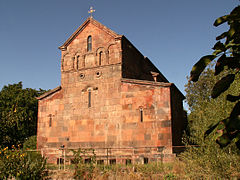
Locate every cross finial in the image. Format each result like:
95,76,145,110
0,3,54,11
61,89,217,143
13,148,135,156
88,6,95,18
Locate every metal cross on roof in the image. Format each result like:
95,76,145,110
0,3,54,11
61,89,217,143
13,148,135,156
88,6,95,18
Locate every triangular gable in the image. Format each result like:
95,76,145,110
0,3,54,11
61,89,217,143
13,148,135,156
59,17,121,50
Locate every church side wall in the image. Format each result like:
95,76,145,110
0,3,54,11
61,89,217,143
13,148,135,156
37,90,64,149
120,81,173,154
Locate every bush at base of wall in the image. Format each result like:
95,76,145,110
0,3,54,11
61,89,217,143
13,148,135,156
0,146,47,179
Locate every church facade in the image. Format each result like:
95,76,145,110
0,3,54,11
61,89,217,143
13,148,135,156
37,17,186,163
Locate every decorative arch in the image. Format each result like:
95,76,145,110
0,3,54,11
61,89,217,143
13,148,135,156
107,43,118,64
107,43,116,52
75,51,85,70
96,47,107,65
62,53,74,71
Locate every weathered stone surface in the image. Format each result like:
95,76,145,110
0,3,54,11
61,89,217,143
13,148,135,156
37,17,186,162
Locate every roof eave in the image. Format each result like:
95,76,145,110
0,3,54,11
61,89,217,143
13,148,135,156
37,86,61,100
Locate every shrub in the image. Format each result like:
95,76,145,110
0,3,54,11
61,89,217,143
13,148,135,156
0,145,47,179
164,172,177,180
180,144,240,179
72,148,96,180
23,135,37,150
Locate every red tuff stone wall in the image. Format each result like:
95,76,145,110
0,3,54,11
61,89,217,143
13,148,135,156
37,89,63,149
37,79,174,154
37,64,123,149
60,20,122,88
120,79,173,154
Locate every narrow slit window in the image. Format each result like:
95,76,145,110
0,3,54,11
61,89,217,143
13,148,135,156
87,36,92,52
88,90,91,108
49,114,52,127
140,108,143,122
99,51,102,66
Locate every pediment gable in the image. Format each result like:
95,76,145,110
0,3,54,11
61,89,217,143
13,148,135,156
59,17,121,50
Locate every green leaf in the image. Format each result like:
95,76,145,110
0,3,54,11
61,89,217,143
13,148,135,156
229,6,240,17
211,74,235,98
214,15,229,27
228,26,236,38
204,121,220,138
225,57,240,70
212,41,226,51
236,139,240,149
230,101,240,119
214,54,226,75
217,133,231,147
217,121,226,130
190,55,216,82
226,94,240,102
227,116,240,133
232,133,240,143
216,32,228,40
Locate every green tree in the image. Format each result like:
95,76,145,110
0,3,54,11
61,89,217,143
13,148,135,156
190,5,240,148
0,82,45,147
23,135,37,150
185,67,234,144
181,67,240,179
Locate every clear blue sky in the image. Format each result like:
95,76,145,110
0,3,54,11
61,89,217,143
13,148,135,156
0,1,239,98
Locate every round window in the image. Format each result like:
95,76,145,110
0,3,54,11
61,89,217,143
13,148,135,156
79,73,85,79
96,71,102,77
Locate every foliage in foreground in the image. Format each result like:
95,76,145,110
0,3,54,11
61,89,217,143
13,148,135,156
71,148,96,179
182,67,240,179
71,148,185,179
190,5,240,148
0,82,46,148
180,144,240,179
185,67,239,145
0,146,47,179
23,135,37,150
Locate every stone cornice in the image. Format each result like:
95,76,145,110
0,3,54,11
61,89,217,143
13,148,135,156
62,62,122,73
121,78,172,87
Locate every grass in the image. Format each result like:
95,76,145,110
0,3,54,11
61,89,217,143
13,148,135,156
45,160,186,179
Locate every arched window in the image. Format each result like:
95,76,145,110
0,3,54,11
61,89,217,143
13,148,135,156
99,51,103,66
87,36,92,52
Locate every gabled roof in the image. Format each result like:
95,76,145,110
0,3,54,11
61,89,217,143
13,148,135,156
59,17,122,50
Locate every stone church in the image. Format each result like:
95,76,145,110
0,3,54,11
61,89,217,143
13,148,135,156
37,16,186,163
